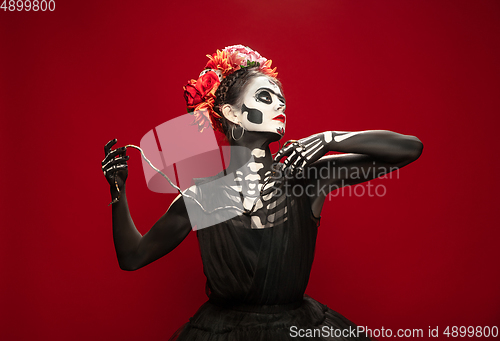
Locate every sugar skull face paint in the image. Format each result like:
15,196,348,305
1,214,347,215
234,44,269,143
238,76,286,136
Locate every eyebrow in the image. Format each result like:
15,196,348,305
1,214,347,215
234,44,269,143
256,87,286,104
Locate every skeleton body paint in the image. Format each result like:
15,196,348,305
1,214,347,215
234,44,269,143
242,104,263,124
334,131,360,143
232,148,287,229
184,147,289,230
273,133,331,173
273,131,364,174
238,77,286,137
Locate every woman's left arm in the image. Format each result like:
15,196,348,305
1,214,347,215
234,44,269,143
325,130,422,163
274,130,423,216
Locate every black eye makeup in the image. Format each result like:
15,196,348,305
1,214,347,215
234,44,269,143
255,90,273,104
254,87,286,106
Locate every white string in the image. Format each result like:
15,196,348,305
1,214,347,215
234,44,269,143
120,145,248,215
125,145,182,193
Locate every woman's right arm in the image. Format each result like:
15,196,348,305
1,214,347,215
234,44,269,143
103,139,192,271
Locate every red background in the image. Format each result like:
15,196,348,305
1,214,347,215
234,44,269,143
1,1,499,340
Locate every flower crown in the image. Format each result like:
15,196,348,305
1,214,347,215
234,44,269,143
183,45,278,133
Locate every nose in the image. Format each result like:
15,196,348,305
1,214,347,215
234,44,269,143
275,101,286,112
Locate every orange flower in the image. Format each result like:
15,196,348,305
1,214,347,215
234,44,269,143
205,50,241,77
261,59,278,78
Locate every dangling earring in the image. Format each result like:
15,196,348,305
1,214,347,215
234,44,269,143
231,124,245,141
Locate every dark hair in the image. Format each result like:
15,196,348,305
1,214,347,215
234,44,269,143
213,67,282,141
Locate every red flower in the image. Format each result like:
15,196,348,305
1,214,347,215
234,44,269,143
197,71,220,96
183,80,203,109
183,71,220,110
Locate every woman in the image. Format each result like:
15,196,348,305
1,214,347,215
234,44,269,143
102,45,422,340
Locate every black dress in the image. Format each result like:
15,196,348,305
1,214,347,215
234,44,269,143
170,173,371,340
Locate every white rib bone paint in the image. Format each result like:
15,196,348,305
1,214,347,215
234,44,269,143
334,131,360,143
323,131,333,143
248,162,264,172
251,215,264,229
245,174,260,181
251,148,266,158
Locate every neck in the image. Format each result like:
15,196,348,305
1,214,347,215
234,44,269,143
224,132,280,213
225,131,277,174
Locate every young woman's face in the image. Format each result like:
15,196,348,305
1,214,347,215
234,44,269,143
237,76,286,136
